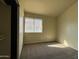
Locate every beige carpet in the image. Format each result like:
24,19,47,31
20,42,78,59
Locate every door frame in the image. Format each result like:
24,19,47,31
4,0,19,59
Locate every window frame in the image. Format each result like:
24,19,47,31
24,17,43,33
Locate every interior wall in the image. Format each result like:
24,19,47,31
18,0,24,58
24,12,57,44
57,2,78,50
0,2,11,56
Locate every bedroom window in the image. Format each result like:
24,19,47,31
25,17,42,33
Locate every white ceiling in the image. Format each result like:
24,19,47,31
20,0,77,17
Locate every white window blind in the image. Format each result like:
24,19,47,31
25,17,42,33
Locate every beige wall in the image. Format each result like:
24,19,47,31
57,2,78,50
0,2,11,56
18,0,24,58
24,13,57,44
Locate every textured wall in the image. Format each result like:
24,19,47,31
18,0,24,58
57,2,78,50
24,13,57,44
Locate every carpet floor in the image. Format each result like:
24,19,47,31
20,42,78,59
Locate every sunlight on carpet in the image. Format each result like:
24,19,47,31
47,44,67,48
